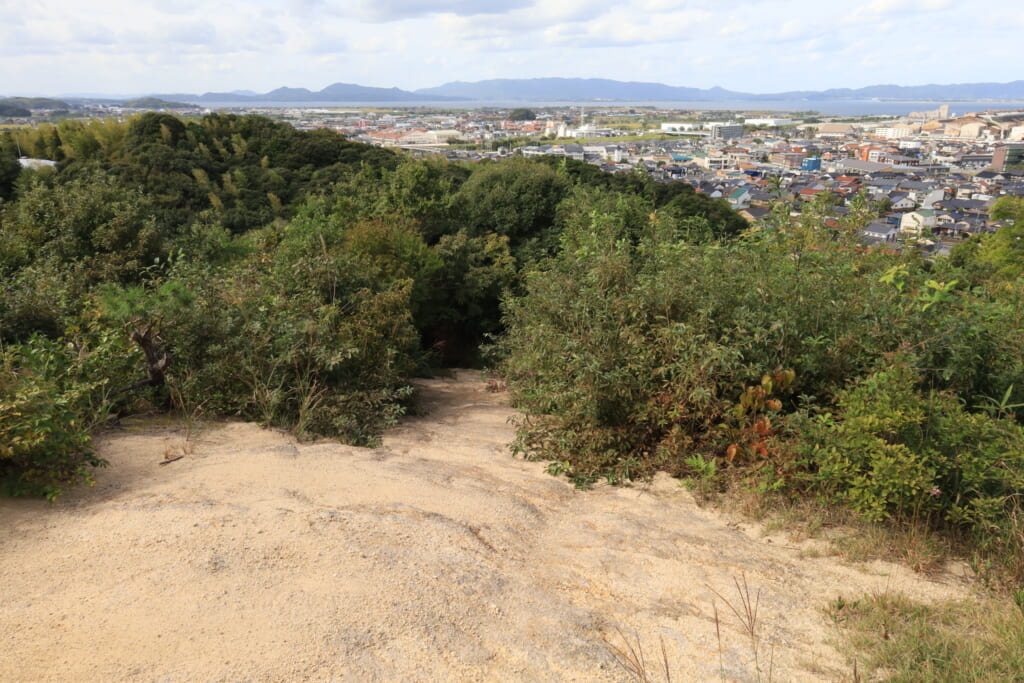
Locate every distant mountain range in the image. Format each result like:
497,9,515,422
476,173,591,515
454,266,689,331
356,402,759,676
413,78,745,101
761,80,1024,102
144,78,1024,104
154,82,463,103
417,78,1024,102
9,79,1024,108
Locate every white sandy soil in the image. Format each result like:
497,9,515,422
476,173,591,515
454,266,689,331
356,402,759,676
0,370,974,681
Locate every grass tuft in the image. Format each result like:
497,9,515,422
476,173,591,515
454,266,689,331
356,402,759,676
828,592,1024,681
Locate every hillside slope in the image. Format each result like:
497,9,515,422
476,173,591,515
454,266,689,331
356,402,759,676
0,371,972,681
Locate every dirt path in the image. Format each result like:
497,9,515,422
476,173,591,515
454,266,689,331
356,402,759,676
1,370,973,682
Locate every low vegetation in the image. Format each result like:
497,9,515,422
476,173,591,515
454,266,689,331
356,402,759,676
3,113,1023,671
828,592,1024,681
0,112,737,497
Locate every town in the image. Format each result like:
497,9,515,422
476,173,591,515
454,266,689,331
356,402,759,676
267,102,1022,254
5,98,1024,255
327,103,1024,255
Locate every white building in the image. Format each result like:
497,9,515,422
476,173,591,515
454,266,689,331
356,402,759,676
18,158,57,170
900,209,937,236
874,126,916,139
708,122,744,141
744,118,793,127
661,122,700,132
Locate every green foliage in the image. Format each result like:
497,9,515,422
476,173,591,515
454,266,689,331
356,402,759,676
0,133,21,199
0,335,126,500
419,230,516,363
0,260,76,341
329,158,467,242
502,205,752,485
0,354,96,499
802,354,1024,537
507,108,537,121
0,116,814,501
150,207,422,445
454,158,570,256
12,112,401,238
502,193,1024,487
972,196,1024,279
829,593,1024,681
97,279,195,327
0,168,162,284
500,183,1024,582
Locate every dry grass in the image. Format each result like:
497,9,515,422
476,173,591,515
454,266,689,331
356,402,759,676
601,626,672,683
708,574,775,683
827,591,1024,681
603,575,777,683
707,486,963,579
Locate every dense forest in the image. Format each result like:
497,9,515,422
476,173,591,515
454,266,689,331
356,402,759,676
2,113,1023,585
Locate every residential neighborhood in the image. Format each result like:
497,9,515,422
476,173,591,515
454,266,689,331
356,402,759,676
4,98,1023,255
279,103,1024,254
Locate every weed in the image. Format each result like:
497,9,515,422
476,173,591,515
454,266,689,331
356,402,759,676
601,625,671,683
708,574,773,682
828,591,1024,681
165,369,205,460
683,454,718,501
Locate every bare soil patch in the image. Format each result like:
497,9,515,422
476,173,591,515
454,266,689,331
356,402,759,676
0,370,974,681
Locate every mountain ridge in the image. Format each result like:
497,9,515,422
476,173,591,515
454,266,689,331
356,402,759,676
416,78,1024,102
153,78,1024,104
154,82,467,103
13,78,1024,105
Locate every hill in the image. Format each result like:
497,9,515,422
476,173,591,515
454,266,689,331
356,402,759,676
0,96,71,110
768,80,1024,101
155,82,467,103
121,97,194,109
0,101,31,117
415,77,745,101
11,79,1024,105
416,77,1024,102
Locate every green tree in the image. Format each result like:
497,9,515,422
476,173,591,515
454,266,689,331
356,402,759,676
454,158,569,259
974,196,1024,279
0,133,21,199
508,108,537,121
0,168,162,284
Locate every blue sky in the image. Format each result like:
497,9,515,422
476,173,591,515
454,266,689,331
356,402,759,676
2,0,1020,96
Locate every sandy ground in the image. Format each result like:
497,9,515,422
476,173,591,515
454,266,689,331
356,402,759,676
1,370,975,682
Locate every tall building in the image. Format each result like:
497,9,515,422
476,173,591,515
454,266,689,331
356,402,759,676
709,122,743,141
992,143,1024,170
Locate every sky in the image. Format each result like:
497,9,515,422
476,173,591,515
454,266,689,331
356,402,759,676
3,0,1021,97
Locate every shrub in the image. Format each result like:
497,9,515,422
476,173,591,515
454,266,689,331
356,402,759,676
500,205,917,485
135,208,423,445
0,338,108,500
802,354,1024,538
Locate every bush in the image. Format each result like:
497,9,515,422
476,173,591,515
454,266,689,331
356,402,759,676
500,196,1024,581
0,338,108,500
500,206,922,485
137,208,423,445
802,354,1024,538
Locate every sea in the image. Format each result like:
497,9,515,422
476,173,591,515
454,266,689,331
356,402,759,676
197,99,1024,116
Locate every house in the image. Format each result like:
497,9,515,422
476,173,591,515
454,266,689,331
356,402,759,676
888,192,916,211
921,189,947,208
861,221,900,246
727,187,752,209
898,180,939,203
738,206,771,223
834,159,894,174
900,209,938,236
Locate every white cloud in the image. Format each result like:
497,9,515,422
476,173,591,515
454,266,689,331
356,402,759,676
0,0,1019,96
